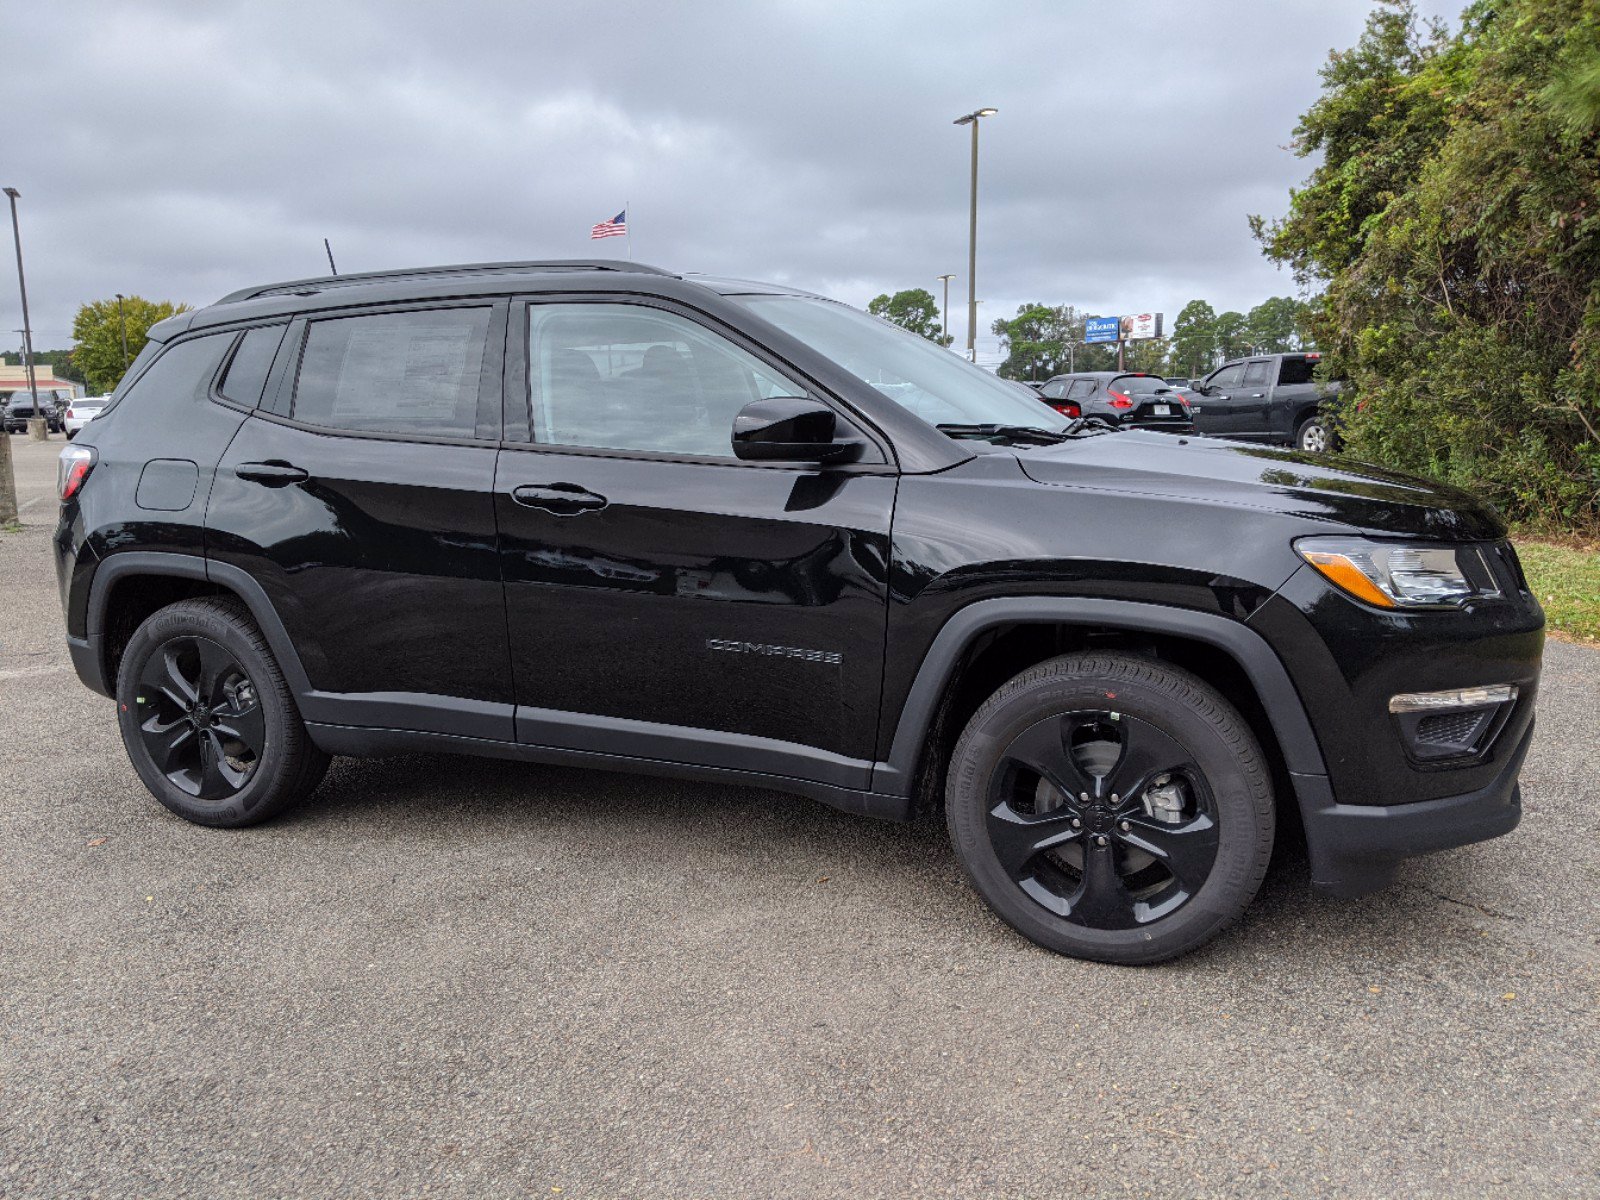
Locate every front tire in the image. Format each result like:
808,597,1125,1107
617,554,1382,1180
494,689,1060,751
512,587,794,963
945,653,1274,964
116,597,329,827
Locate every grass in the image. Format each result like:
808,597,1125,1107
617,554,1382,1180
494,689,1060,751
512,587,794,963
1514,537,1600,644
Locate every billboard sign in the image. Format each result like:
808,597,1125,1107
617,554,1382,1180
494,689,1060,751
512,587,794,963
1084,316,1119,344
1120,312,1164,341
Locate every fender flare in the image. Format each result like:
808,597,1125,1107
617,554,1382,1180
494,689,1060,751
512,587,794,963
83,551,315,698
871,597,1328,795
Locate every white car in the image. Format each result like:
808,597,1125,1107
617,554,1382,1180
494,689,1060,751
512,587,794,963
63,395,111,439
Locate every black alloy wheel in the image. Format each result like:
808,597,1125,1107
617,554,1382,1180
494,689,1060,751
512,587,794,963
134,635,265,800
946,653,1274,964
117,597,328,827
986,710,1220,928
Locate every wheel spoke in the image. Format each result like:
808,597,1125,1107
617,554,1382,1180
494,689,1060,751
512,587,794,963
1104,717,1193,801
194,730,248,799
213,700,265,757
141,713,197,775
1119,813,1220,891
144,644,198,709
987,802,1083,879
1000,716,1097,800
1066,841,1139,928
196,639,240,707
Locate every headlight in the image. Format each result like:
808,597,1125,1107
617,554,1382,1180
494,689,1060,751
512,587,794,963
1295,537,1501,609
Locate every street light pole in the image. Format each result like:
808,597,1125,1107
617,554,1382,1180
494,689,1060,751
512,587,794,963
115,293,129,371
952,108,996,364
3,187,45,440
936,274,954,348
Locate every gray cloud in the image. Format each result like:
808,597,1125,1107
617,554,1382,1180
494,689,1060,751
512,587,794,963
3,0,1451,362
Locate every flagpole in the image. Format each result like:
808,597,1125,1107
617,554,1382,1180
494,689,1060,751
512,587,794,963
626,199,632,260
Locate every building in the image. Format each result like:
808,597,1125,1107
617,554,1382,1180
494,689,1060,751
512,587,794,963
0,362,84,399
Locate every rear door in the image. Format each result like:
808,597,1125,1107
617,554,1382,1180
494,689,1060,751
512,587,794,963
494,296,896,789
207,299,514,739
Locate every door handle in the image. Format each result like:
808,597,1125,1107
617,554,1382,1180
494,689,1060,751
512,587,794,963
511,482,608,515
235,461,309,487
1250,392,1266,399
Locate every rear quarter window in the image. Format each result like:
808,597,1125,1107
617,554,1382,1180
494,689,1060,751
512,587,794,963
99,334,233,418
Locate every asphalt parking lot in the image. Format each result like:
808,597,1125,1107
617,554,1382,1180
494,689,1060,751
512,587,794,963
1,434,1596,1198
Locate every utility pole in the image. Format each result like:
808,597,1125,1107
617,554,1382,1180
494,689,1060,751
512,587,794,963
952,108,996,363
4,187,45,440
115,293,129,371
936,274,954,348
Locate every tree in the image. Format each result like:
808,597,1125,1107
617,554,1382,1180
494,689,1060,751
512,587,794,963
71,296,191,393
867,289,948,344
1244,297,1307,354
2,348,84,385
990,303,1117,380
1211,311,1250,361
1170,300,1217,376
1253,0,1600,531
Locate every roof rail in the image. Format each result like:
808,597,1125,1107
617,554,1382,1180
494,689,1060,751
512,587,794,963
216,259,675,304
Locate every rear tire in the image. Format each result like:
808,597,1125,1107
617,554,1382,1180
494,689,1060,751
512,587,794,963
1295,413,1335,454
116,597,328,827
945,653,1274,965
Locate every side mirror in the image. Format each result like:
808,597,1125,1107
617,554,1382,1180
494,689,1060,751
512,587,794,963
731,397,862,463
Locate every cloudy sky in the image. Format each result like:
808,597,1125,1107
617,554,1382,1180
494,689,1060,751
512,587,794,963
5,0,1458,366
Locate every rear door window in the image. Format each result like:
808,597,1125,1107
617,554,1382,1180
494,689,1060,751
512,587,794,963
1243,361,1272,386
293,307,492,438
1067,379,1097,400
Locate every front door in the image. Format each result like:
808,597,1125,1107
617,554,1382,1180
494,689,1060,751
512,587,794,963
494,298,896,788
207,300,514,739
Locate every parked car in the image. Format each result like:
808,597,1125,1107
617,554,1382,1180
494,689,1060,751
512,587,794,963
1189,352,1342,451
1036,371,1195,432
64,395,111,439
1163,377,1193,388
4,391,62,434
55,259,1543,965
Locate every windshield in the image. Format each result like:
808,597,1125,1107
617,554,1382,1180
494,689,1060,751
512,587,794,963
734,295,1067,433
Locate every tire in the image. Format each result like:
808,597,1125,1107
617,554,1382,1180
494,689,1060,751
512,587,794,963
1295,413,1334,454
116,596,329,827
946,653,1274,965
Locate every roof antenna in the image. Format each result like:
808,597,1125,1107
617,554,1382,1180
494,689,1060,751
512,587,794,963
323,238,338,276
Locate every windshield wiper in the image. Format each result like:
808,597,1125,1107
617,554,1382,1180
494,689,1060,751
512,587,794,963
935,422,1075,445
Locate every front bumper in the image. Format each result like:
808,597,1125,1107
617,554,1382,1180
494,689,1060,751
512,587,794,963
1294,718,1531,898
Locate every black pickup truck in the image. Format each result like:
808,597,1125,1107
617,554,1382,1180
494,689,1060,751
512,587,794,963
1189,352,1341,452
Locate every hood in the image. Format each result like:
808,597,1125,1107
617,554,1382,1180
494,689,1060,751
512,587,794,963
1014,431,1505,541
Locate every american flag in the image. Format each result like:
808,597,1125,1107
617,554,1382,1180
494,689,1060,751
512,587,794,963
590,210,627,239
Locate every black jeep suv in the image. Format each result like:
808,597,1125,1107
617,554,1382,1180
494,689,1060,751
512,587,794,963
54,260,1544,964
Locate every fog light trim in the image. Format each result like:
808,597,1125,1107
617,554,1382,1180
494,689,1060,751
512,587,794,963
1388,684,1517,714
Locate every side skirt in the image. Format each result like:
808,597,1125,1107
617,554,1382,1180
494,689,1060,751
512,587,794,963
305,722,913,822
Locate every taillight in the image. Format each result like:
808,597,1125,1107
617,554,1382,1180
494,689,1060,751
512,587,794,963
1050,402,1081,419
1107,391,1134,409
58,444,96,501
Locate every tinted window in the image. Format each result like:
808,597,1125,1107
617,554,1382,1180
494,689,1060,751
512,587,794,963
1278,356,1317,386
106,335,232,415
1243,361,1271,386
528,303,802,458
1040,380,1068,399
1067,379,1097,400
218,325,286,406
1210,364,1245,388
294,307,490,437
